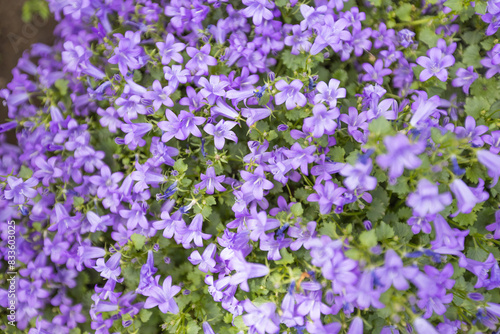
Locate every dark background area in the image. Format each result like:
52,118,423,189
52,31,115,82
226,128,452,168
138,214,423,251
0,0,56,143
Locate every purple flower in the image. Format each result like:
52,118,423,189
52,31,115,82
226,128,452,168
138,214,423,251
410,94,442,127
449,178,489,217
108,31,143,76
477,150,500,186
177,214,211,248
397,29,415,48
375,250,418,291
303,104,339,138
307,181,346,215
347,317,363,334
203,119,238,150
314,79,346,108
185,45,217,76
130,162,166,193
242,300,280,334
376,134,425,182
361,60,392,85
339,158,377,191
413,318,439,334
407,215,434,234
416,47,455,82
199,76,229,105
163,65,190,89
288,221,316,250
284,25,312,55
143,275,181,314
310,15,350,55
143,80,174,110
4,176,38,204
483,130,500,154
454,116,489,147
97,107,123,133
275,79,307,110
345,271,384,309
284,142,316,175
195,167,226,194
121,121,153,150
407,179,452,217
486,210,500,239
241,0,275,26
180,86,205,112
153,210,184,239
431,214,468,255
156,33,185,65
247,209,280,241
115,95,146,121
452,66,478,94
459,253,496,289
33,156,63,186
94,253,122,282
119,202,148,230
339,107,368,143
241,166,274,200
229,252,270,292
188,243,217,273
241,108,272,127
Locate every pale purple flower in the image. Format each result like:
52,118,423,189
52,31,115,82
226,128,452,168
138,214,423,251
89,165,123,198
240,166,274,200
449,178,489,217
339,107,368,143
339,159,377,191
275,79,307,110
303,104,339,138
314,79,346,108
347,317,363,334
454,116,489,147
163,65,190,89
307,180,346,215
310,15,351,55
241,108,271,127
115,95,146,121
229,252,270,292
413,318,439,334
130,162,166,193
121,121,153,150
33,156,63,186
203,119,238,150
284,142,316,175
288,221,317,250
119,202,148,230
407,179,452,217
375,250,418,291
97,107,123,132
195,167,226,194
416,47,455,82
241,0,275,26
143,276,181,314
198,76,229,105
410,94,442,127
483,130,500,154
361,59,392,85
4,176,38,204
477,150,500,186
143,80,174,110
452,66,478,94
185,45,217,76
188,243,217,273
242,300,280,334
156,33,185,65
376,134,425,182
94,253,122,282
284,25,312,55
485,210,500,239
177,214,211,248
247,210,280,241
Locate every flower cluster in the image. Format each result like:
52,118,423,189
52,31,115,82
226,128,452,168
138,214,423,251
1,0,500,333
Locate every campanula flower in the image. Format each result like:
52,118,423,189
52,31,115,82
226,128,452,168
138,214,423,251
242,300,280,334
416,47,455,82
4,176,38,204
307,181,346,215
302,104,339,138
407,179,452,217
188,243,217,273
143,275,181,314
477,150,500,186
195,167,226,194
449,178,489,217
156,33,185,65
240,166,274,201
452,66,478,94
203,119,238,150
274,80,307,110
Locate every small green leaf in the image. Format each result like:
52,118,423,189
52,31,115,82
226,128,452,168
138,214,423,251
19,165,33,179
330,146,345,163
360,230,378,248
291,203,303,217
368,117,394,137
131,233,146,251
444,0,463,11
464,96,490,118
376,221,395,240
462,45,482,68
395,3,413,21
174,159,188,173
276,248,294,265
73,196,84,208
55,79,69,96
139,309,152,323
419,27,441,47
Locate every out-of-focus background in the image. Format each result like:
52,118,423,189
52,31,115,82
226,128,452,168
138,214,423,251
0,0,56,143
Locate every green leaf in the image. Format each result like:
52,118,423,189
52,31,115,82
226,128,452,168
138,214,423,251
276,248,295,265
187,320,201,334
368,117,393,137
376,221,395,240
359,230,377,248
275,0,288,7
464,96,490,118
19,165,33,179
387,176,409,196
139,309,152,323
475,1,487,14
330,146,345,163
419,27,441,47
294,188,309,202
318,222,336,238
462,45,482,68
444,0,463,11
367,198,387,222
131,233,146,251
291,203,304,217
465,164,484,183
345,249,362,260
73,196,84,208
55,79,69,96
395,3,413,21
452,212,477,227
174,159,188,173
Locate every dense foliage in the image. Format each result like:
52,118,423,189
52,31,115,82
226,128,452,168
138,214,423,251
1,0,500,333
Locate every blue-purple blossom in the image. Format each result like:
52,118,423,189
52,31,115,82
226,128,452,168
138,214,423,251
241,166,274,200
242,300,280,334
452,66,478,94
307,181,346,215
188,243,217,273
275,80,307,110
303,105,339,138
204,119,238,149
4,176,38,204
143,276,181,314
416,47,455,82
195,167,226,194
407,179,452,217
477,149,500,186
